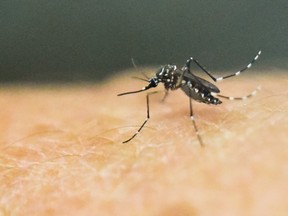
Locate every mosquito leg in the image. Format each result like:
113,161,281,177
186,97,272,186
189,89,204,147
161,90,169,103
186,50,261,82
122,91,160,143
212,86,261,101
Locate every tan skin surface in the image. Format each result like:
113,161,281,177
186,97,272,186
0,70,287,216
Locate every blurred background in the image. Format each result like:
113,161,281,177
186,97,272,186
1,0,287,83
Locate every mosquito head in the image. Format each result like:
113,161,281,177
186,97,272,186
147,77,159,88
117,65,178,97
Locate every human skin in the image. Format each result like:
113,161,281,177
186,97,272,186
0,70,287,216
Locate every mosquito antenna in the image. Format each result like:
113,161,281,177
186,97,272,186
131,76,149,82
131,58,149,80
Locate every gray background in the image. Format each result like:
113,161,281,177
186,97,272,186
1,0,287,82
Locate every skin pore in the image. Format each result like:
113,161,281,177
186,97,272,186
0,70,287,216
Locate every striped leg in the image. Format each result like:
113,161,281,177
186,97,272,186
186,50,262,82
189,89,204,147
212,86,261,101
122,91,159,143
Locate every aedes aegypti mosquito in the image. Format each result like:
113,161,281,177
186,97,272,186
118,51,262,146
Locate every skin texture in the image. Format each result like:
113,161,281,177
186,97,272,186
0,70,287,216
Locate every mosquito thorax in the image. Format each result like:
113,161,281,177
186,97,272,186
155,64,181,90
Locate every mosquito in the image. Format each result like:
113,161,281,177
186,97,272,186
118,51,262,146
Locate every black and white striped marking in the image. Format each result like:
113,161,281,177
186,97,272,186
118,51,262,146
212,86,261,101
187,50,262,82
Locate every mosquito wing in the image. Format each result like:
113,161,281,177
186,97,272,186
182,72,220,93
181,72,222,104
